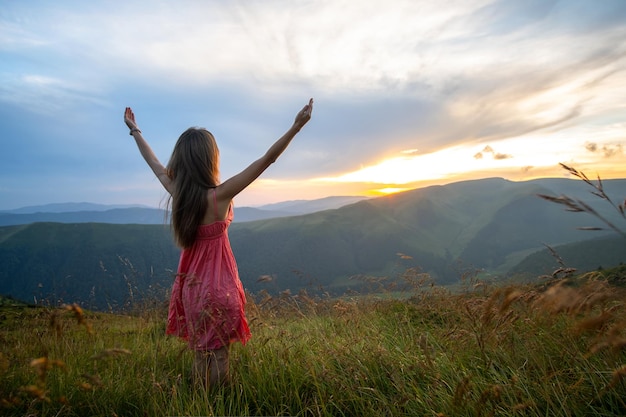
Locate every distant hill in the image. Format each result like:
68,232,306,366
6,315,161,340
256,196,369,213
0,177,625,310
0,202,150,214
231,177,625,292
0,207,293,226
0,223,178,310
0,208,168,226
507,235,626,280
0,196,367,226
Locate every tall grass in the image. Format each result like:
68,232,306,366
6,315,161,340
1,271,625,416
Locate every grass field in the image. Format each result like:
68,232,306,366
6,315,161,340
1,267,625,417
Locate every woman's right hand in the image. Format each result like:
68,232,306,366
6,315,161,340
124,107,139,131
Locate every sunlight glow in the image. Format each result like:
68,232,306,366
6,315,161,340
235,118,626,207
375,187,412,195
317,124,626,190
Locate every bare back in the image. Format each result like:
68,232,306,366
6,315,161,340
201,187,233,225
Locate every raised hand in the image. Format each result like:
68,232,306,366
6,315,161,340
293,98,313,129
124,107,139,131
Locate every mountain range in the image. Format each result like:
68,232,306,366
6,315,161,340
0,196,368,226
1,177,624,310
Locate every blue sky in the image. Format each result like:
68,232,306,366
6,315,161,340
1,0,625,210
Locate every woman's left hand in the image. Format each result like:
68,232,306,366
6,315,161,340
293,98,313,129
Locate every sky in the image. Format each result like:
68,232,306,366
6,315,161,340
1,0,626,210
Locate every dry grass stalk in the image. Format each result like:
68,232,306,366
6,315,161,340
453,375,472,407
63,303,93,334
475,384,503,416
417,333,435,369
538,163,626,237
535,279,616,315
606,365,626,390
575,310,614,334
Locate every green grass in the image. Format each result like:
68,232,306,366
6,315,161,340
1,273,625,416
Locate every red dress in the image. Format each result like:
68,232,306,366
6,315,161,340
166,192,251,351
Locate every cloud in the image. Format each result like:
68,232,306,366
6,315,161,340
585,141,624,158
602,144,623,158
494,152,513,160
1,0,626,208
474,145,512,161
0,74,108,114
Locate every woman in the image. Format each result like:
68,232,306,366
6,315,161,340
124,99,313,387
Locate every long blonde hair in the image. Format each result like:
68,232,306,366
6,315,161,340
166,128,220,248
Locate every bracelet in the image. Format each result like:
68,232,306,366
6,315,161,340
129,128,142,135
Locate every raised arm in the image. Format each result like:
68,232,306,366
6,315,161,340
124,107,173,194
217,99,313,201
